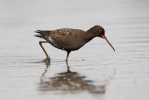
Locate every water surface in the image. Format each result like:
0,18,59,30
0,0,149,100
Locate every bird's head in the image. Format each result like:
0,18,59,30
92,25,115,51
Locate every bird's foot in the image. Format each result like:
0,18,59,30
43,56,50,63
67,69,71,73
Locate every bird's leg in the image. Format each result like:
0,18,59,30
39,41,50,62
66,51,71,71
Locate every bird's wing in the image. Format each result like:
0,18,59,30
48,28,86,50
51,28,84,36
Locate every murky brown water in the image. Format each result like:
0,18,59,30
0,0,149,100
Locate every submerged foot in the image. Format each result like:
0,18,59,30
43,56,50,63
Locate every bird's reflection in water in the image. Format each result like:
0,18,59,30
39,61,108,94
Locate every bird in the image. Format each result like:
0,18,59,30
34,25,115,66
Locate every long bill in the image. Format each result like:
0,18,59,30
102,35,115,51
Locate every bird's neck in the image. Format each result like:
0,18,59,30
84,30,96,42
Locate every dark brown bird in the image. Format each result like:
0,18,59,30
35,25,115,66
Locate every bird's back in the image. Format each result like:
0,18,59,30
35,28,87,51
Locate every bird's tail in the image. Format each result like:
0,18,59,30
34,30,51,39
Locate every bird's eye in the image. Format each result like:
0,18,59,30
99,30,102,33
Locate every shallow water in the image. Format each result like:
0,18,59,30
0,0,149,100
